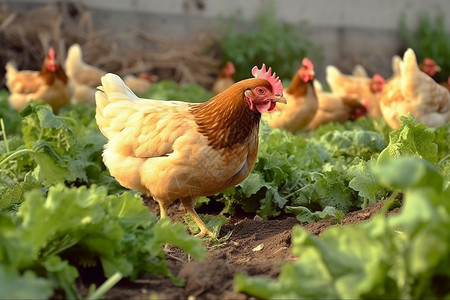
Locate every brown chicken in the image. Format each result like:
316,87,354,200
95,64,286,237
308,80,367,130
211,61,236,95
5,48,72,113
65,43,106,104
263,58,317,133
380,48,450,129
326,65,385,118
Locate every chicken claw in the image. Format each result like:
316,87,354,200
181,197,214,238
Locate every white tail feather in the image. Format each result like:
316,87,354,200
325,65,341,89
391,55,402,77
95,73,139,139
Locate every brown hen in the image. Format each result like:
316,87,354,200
95,65,286,237
6,48,72,113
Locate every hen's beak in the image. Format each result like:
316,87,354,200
273,94,287,105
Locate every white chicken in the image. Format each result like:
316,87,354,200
380,48,450,128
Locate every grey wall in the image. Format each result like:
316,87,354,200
6,0,450,82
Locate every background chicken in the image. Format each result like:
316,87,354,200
5,47,72,114
65,43,157,103
419,58,441,77
123,72,158,95
211,61,236,95
352,64,368,78
418,58,449,91
95,64,286,237
380,48,450,129
263,58,317,133
308,80,367,130
326,65,385,118
65,43,106,104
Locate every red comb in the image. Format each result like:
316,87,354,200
424,58,436,66
372,73,385,84
48,47,56,60
252,64,283,95
302,58,314,70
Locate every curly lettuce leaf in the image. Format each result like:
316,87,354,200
1,184,205,297
378,114,439,164
236,157,450,299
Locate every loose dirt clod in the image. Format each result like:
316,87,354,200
101,199,401,299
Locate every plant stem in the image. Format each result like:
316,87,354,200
380,191,400,215
0,118,9,153
438,152,450,166
87,272,123,300
56,115,79,131
0,148,35,167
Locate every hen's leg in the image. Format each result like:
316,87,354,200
157,200,169,219
181,197,213,238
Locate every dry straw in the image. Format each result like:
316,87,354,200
0,2,220,88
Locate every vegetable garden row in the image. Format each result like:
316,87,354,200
1,81,449,298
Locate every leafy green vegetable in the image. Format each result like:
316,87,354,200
235,157,450,299
378,114,438,164
375,157,444,192
1,184,205,297
347,158,387,207
0,89,21,137
0,95,207,297
0,101,123,211
0,265,54,299
204,118,388,222
400,13,450,82
141,80,212,103
218,1,323,81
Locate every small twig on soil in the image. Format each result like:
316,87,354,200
165,251,189,264
134,278,166,285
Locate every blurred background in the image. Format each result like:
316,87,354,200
1,0,449,89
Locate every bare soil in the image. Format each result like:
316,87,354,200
76,198,401,300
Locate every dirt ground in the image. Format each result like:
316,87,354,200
76,198,401,300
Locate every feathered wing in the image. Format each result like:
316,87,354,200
327,65,372,98
96,74,194,191
378,54,405,128
325,65,342,92
96,74,252,202
400,49,450,127
263,83,317,133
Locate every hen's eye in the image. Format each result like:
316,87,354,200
257,88,265,95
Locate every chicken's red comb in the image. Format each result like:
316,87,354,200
372,73,385,84
252,64,283,95
302,58,314,70
424,58,436,66
48,47,55,60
